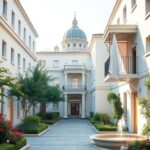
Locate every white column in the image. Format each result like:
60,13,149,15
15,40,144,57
65,73,67,85
82,73,85,85
64,94,68,118
81,94,85,118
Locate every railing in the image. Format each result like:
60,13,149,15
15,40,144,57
105,56,138,77
64,65,85,70
63,85,86,92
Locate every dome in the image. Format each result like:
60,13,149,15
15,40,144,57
63,16,87,41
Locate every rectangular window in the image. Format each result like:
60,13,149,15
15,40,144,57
72,60,78,65
123,6,127,22
53,102,59,110
145,0,150,18
23,28,26,42
11,11,15,28
2,40,7,58
131,0,136,8
29,36,31,49
33,41,35,52
3,0,7,17
53,60,59,68
11,48,15,64
18,20,21,36
23,58,26,71
72,78,78,88
146,35,150,53
17,54,21,68
117,18,120,25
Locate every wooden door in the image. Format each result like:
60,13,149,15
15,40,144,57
133,93,138,133
71,103,79,115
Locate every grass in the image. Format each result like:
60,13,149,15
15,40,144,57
0,138,27,150
94,124,117,131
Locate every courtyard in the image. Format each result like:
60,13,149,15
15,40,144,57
27,119,109,150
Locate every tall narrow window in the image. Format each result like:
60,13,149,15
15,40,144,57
11,48,15,64
145,0,150,18
146,35,150,53
53,60,59,68
72,78,78,88
33,41,35,52
2,40,7,58
23,28,26,42
11,11,15,28
17,54,21,68
29,36,31,49
131,0,136,9
123,6,127,22
23,58,26,71
3,0,7,17
18,20,21,36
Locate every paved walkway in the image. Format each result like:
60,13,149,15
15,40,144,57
27,119,109,150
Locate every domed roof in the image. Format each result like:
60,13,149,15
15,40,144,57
63,16,87,41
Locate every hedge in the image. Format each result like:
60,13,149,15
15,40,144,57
22,124,48,134
94,124,117,131
0,138,27,150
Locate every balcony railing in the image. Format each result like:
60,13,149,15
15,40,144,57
64,65,85,70
105,56,138,77
63,85,86,92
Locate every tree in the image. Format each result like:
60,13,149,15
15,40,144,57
107,92,124,125
139,76,150,137
0,62,18,112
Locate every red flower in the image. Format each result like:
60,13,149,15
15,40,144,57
0,120,3,124
0,128,4,132
0,112,3,117
16,131,23,139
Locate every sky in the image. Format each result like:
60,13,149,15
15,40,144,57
20,0,116,51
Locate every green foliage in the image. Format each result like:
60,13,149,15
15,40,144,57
93,113,101,121
128,140,150,150
142,125,150,136
90,112,94,118
0,138,27,150
94,124,117,131
37,112,60,120
17,123,48,134
24,116,41,125
107,92,124,125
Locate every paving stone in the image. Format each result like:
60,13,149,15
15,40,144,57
27,119,110,150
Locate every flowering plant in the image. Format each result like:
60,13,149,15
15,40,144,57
0,113,23,144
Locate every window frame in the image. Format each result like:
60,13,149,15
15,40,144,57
3,0,7,18
11,48,15,64
11,11,15,28
2,40,7,59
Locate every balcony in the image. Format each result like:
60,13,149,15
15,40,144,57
64,65,85,71
104,56,139,82
63,85,86,92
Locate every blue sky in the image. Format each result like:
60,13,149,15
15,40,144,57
20,0,116,51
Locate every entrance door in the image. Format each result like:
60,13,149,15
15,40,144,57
133,93,138,133
132,48,136,74
71,103,79,115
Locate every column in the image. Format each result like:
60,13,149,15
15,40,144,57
65,73,68,85
81,94,85,118
64,94,68,118
82,72,85,90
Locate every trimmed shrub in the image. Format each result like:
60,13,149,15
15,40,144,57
24,116,41,125
93,113,110,124
95,124,117,131
93,113,101,121
14,137,27,150
90,112,95,118
37,112,60,120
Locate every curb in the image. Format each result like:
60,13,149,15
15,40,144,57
20,144,29,150
88,120,99,133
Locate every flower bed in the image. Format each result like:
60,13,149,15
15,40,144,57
128,139,150,150
0,113,27,150
17,116,48,134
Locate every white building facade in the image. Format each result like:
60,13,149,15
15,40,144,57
37,17,111,118
103,0,150,133
0,0,38,125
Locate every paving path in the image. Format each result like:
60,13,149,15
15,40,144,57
27,119,109,150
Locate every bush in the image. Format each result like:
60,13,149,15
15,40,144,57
94,124,117,131
90,112,95,118
0,138,27,150
24,116,41,125
37,112,60,120
92,113,110,124
128,140,150,150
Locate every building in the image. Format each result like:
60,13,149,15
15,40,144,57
0,0,38,125
103,0,150,133
37,16,111,118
